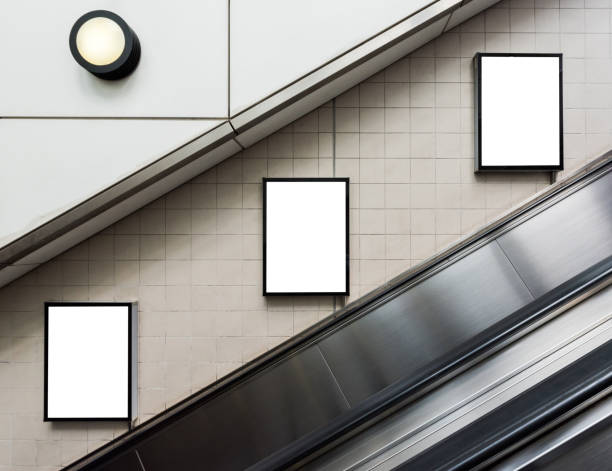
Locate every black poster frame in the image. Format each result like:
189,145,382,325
262,178,350,296
474,52,564,172
44,302,134,422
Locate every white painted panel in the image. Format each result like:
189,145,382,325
265,180,348,294
0,119,222,246
480,56,561,167
230,0,432,115
46,304,130,419
0,0,227,117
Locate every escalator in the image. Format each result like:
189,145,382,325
490,388,612,471
306,281,612,470
395,339,612,470
66,151,612,471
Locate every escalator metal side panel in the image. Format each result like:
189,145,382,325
303,285,612,471
135,346,349,471
497,170,612,298
251,259,612,471
318,241,534,405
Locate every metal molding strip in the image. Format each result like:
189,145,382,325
229,0,462,131
0,122,236,265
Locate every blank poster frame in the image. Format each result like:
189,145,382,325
474,52,564,172
44,302,138,422
263,178,350,296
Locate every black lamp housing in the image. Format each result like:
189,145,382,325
69,10,140,80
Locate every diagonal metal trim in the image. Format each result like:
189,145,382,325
0,121,235,265
228,0,460,118
230,0,462,132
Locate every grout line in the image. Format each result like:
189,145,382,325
333,98,337,178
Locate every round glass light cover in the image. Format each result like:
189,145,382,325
75,17,126,66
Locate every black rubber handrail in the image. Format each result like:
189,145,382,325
397,339,612,470
66,154,612,470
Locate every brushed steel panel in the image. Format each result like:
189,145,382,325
497,171,612,298
305,286,612,471
318,242,534,405
136,346,349,471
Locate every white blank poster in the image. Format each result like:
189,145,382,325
265,180,348,294
480,55,561,168
46,304,130,419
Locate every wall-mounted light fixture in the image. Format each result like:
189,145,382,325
69,10,140,80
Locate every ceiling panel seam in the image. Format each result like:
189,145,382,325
1,116,229,120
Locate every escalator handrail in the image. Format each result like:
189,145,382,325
67,151,612,470
251,257,612,470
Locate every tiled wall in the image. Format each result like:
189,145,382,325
1,0,611,468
